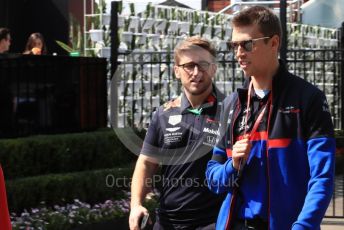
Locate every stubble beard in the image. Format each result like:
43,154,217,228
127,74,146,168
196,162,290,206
185,81,212,96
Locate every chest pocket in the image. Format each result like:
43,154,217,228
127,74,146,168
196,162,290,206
274,107,301,138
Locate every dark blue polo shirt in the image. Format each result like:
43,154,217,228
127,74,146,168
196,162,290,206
141,86,225,227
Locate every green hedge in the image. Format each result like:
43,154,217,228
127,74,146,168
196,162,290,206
0,129,137,179
6,166,134,212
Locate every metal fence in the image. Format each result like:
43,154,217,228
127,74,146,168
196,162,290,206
286,49,343,129
112,48,344,219
113,49,343,130
325,175,344,219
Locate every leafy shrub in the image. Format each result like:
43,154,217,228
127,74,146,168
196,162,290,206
11,191,159,230
7,166,134,212
0,129,137,179
11,193,130,230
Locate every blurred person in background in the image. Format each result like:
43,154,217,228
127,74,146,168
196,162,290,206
0,28,11,54
23,32,47,55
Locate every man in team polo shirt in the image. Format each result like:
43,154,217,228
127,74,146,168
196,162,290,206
129,36,225,230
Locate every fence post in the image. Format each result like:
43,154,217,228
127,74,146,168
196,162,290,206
280,0,287,62
110,1,119,79
110,1,120,128
341,22,344,130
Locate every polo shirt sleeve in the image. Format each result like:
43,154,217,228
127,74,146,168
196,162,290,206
206,95,237,194
212,94,236,162
213,95,232,160
140,109,160,157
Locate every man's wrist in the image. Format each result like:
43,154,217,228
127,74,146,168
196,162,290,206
232,161,238,170
130,201,143,208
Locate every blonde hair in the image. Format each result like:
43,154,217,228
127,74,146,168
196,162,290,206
174,36,216,65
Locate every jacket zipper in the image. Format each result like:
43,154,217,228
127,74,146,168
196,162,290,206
266,91,273,230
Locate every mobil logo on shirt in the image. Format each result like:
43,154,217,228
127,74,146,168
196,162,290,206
203,127,220,136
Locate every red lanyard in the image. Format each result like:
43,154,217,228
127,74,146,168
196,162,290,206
243,81,272,139
237,81,272,177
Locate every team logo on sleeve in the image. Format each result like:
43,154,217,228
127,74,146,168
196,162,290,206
322,99,330,113
278,106,300,114
168,115,182,126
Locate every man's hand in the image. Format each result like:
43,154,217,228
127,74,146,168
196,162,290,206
232,137,251,170
129,205,149,230
129,155,158,229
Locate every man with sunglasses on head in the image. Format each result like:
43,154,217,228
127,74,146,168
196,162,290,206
206,6,335,230
129,36,225,230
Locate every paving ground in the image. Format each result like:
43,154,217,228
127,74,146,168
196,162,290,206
321,218,344,230
321,175,344,229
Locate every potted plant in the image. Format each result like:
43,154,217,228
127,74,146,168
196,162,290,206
167,20,179,35
192,23,203,35
155,19,167,34
55,40,80,56
69,14,83,56
178,21,190,35
89,29,104,42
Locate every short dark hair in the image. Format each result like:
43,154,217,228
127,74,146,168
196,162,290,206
0,28,10,41
174,36,216,65
231,6,282,40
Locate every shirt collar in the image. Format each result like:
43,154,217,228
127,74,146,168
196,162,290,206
180,86,218,115
238,59,287,102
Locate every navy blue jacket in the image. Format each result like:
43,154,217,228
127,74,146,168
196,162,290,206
206,62,335,230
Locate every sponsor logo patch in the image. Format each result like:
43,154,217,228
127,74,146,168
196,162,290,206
207,135,216,145
322,99,330,113
203,127,220,136
203,135,217,147
278,106,300,114
166,127,181,132
164,132,183,144
168,115,182,126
